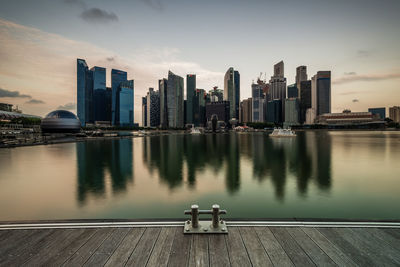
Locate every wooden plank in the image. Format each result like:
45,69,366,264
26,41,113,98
63,227,113,266
350,228,400,265
104,227,145,267
0,230,32,252
0,229,40,259
188,234,209,267
42,228,97,266
335,228,397,266
287,227,336,266
0,229,56,266
254,227,294,267
225,227,252,267
371,228,400,251
125,227,161,266
167,227,191,267
147,227,177,267
239,227,273,267
381,228,400,240
317,227,374,266
83,227,130,266
24,229,86,266
209,234,230,267
270,227,315,267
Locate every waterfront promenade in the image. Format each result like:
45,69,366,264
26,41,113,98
1,222,400,266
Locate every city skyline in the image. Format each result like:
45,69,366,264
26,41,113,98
0,0,400,123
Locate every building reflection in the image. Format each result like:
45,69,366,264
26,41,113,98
76,139,133,204
141,131,332,200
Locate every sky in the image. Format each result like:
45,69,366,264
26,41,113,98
0,0,399,123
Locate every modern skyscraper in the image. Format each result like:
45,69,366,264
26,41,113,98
389,106,400,123
205,101,230,124
111,69,127,125
118,80,134,126
311,71,331,116
186,74,196,125
193,89,206,126
284,98,300,127
224,67,240,120
142,97,147,127
239,98,252,123
91,66,107,122
368,108,386,120
296,66,307,88
77,59,93,126
287,83,298,98
299,80,311,124
269,61,286,100
252,83,265,122
266,99,283,124
146,88,160,127
167,71,184,128
209,86,224,102
159,78,168,128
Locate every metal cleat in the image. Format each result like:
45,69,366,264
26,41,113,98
184,204,227,234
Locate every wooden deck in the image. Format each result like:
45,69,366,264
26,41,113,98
1,226,400,266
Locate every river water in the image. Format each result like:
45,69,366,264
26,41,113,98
0,131,399,221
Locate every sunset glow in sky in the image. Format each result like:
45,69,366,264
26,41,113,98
0,0,399,122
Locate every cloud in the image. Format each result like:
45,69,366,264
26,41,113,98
26,99,45,104
357,50,371,57
58,102,76,110
140,0,164,12
80,8,118,24
333,72,400,85
352,99,359,103
344,72,356,75
0,87,31,98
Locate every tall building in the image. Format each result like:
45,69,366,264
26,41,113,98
269,61,286,100
299,80,311,124
224,67,240,119
118,80,134,126
193,89,206,126
368,108,386,120
111,69,127,125
167,71,184,128
266,99,282,124
142,97,147,127
91,66,107,122
186,74,196,125
311,71,331,116
296,66,307,88
284,98,300,127
287,83,298,98
251,83,265,122
77,59,93,126
205,101,230,124
146,88,160,127
159,78,168,128
240,98,252,123
209,86,224,102
389,106,400,123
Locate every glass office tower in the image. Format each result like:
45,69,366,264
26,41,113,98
186,74,196,125
77,59,90,126
224,67,240,120
111,69,128,125
91,66,107,122
118,80,134,126
167,71,184,128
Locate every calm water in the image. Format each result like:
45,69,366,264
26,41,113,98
0,131,400,221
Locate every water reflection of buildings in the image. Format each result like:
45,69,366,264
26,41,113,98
141,132,332,199
76,139,133,204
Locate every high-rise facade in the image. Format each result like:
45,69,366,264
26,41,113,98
77,59,93,126
224,67,240,120
186,74,196,125
251,83,265,122
287,83,298,98
269,61,286,100
193,89,206,126
240,98,252,123
167,71,184,128
159,78,168,128
118,80,134,126
142,97,147,127
209,87,224,102
111,69,127,125
266,99,282,124
296,66,307,88
311,71,331,116
91,66,107,122
284,98,300,127
299,80,311,124
146,88,160,127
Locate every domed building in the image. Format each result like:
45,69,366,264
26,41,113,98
41,110,81,133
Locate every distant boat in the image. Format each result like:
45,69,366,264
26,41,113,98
191,128,201,134
269,127,296,137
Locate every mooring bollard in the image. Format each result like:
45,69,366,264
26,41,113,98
184,204,227,234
